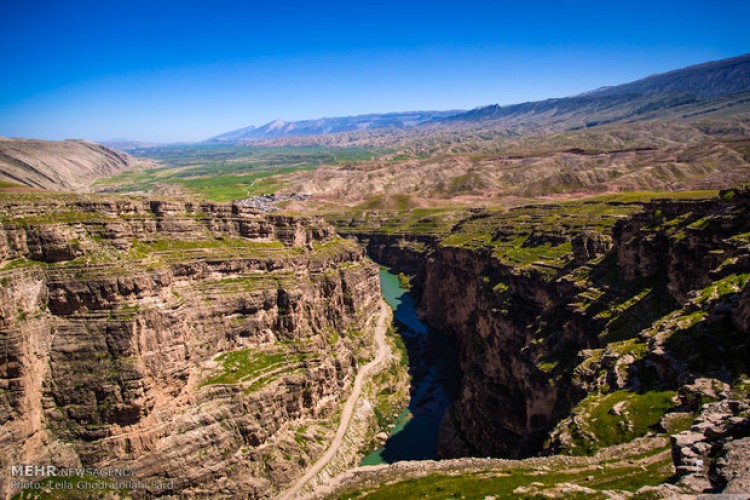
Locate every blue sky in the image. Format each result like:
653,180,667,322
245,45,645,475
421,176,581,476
1,0,748,142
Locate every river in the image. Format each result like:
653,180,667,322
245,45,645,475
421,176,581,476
361,268,459,465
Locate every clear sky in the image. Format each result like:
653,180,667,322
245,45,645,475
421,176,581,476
1,0,748,143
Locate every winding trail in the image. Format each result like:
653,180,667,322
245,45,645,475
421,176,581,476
278,300,391,500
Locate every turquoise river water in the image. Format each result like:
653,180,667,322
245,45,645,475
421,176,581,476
361,268,459,465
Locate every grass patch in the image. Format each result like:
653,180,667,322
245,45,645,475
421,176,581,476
569,390,676,454
338,447,673,499
202,349,288,386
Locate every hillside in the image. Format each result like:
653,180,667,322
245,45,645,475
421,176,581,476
207,54,750,147
440,54,750,129
0,137,140,191
279,120,750,206
208,111,460,144
588,53,750,98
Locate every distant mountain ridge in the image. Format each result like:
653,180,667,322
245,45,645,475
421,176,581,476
586,53,750,98
100,139,163,150
208,53,750,144
441,54,750,127
207,110,462,144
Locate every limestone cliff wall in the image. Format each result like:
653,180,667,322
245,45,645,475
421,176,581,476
410,190,750,460
0,196,381,498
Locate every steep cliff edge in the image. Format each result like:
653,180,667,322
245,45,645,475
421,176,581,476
0,193,385,498
0,138,140,191
424,191,748,464
326,188,750,494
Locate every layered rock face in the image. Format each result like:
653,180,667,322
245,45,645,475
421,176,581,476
422,246,566,457
0,195,381,498
419,191,749,463
328,189,749,489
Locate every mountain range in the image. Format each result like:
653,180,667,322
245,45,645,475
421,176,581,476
207,110,460,144
1,53,749,197
206,53,750,146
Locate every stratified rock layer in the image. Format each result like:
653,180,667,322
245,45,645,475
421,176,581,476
0,195,381,498
420,191,749,463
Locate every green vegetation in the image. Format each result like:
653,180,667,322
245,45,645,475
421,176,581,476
130,237,283,254
0,210,116,227
662,413,696,434
568,390,677,454
438,201,642,278
1,258,38,271
583,190,718,203
0,180,26,189
694,272,750,305
397,272,412,291
202,349,288,386
95,145,377,201
338,445,673,499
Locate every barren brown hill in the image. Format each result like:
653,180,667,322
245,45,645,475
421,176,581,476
0,137,141,191
279,118,750,206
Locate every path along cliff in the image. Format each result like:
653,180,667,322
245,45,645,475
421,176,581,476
279,300,390,499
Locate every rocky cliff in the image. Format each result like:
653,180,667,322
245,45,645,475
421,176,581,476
0,193,382,498
328,188,750,494
0,138,140,191
423,191,749,463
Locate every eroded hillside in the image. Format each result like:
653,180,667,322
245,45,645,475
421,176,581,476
0,138,141,191
280,124,750,206
0,193,406,498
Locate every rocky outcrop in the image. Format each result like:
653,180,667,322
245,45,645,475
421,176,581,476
421,246,567,458
421,190,750,463
0,195,382,498
611,193,749,303
671,399,750,492
572,231,612,265
0,138,142,191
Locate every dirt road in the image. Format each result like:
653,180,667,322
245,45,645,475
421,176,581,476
278,301,390,500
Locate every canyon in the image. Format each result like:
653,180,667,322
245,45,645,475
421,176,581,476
326,187,750,496
1,52,750,499
0,186,749,498
0,193,407,498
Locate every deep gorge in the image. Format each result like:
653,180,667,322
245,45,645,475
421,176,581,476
335,188,750,469
361,267,459,465
1,188,749,498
